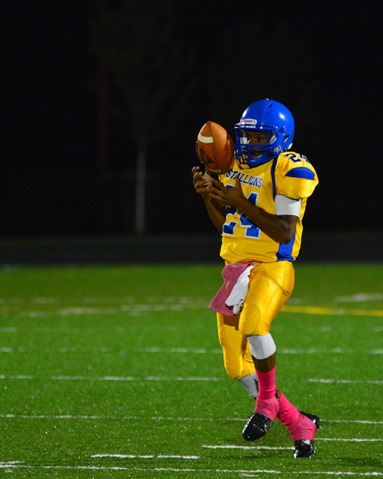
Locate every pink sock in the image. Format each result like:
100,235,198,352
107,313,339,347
278,392,300,425
278,393,316,441
255,367,279,420
257,367,277,400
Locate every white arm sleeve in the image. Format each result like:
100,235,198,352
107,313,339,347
275,194,301,217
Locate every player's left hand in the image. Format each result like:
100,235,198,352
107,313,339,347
209,176,245,208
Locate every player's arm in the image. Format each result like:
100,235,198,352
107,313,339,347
241,208,298,244
209,176,299,244
192,166,225,232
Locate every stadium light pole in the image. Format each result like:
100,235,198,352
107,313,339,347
135,144,146,236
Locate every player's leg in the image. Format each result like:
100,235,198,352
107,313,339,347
216,313,258,398
238,342,258,399
278,392,321,458
239,262,294,440
238,262,320,456
243,337,280,440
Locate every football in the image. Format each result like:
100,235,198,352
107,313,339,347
196,121,234,174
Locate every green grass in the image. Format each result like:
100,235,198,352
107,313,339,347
0,263,383,478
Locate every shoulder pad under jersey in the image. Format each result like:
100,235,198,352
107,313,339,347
275,152,319,199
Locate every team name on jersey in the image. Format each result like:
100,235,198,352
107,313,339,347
225,170,263,188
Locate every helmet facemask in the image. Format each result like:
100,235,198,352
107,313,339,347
234,127,280,168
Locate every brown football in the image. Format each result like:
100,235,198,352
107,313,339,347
196,121,234,174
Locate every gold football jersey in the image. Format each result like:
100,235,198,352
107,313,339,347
219,152,319,263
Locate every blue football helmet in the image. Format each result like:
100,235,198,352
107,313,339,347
234,99,295,168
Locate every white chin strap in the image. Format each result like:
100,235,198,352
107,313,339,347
248,333,276,360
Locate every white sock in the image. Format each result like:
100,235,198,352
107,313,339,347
238,372,258,398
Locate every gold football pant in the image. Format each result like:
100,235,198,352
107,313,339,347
216,261,295,380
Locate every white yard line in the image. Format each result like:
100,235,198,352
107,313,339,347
0,462,383,476
203,437,383,448
91,454,200,459
2,374,382,384
51,375,223,381
203,445,291,450
308,378,383,384
0,374,223,381
1,413,382,426
0,347,382,355
320,438,383,442
335,293,383,303
2,295,383,317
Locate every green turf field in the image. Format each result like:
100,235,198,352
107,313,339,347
1,263,382,478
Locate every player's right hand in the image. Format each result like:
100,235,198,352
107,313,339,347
192,166,212,197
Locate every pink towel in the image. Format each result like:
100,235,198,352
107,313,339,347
209,262,254,316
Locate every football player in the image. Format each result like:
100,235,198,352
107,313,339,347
192,99,320,458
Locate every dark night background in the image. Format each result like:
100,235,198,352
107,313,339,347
1,1,382,245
